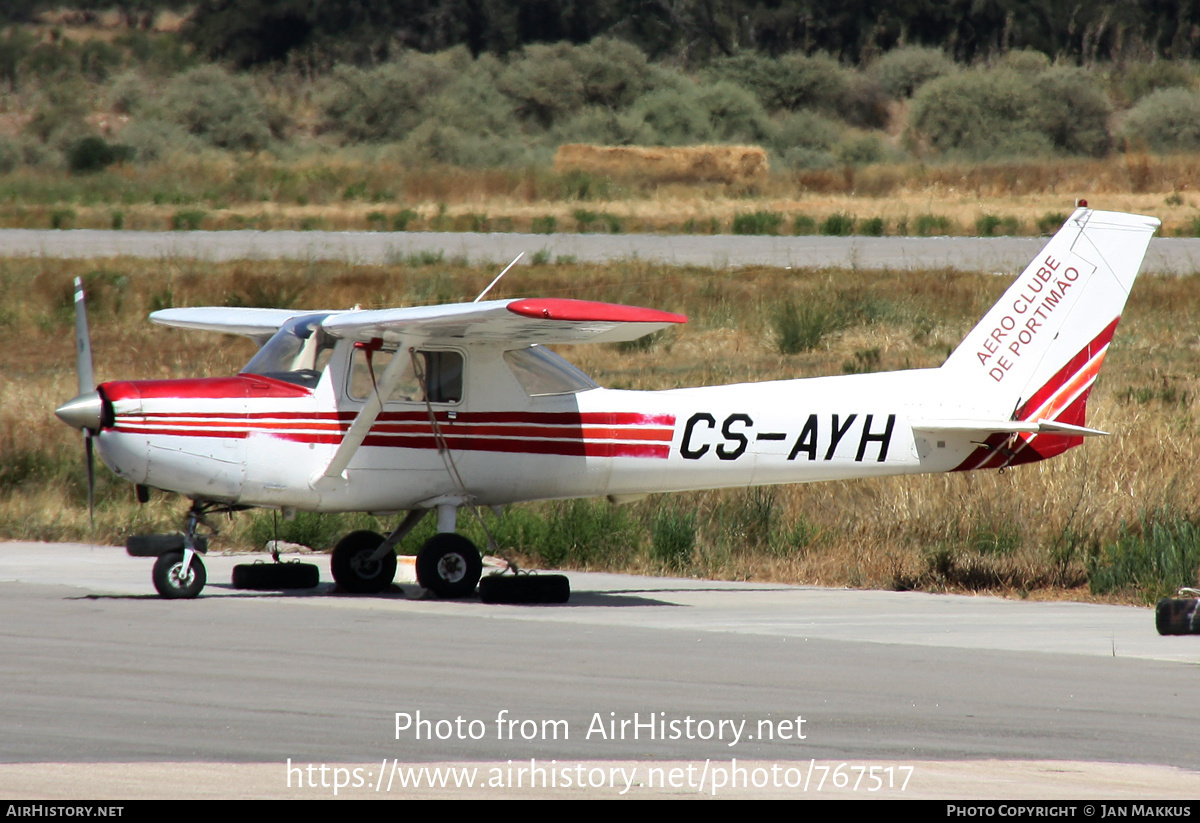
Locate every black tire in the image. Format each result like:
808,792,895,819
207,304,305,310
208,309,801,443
331,530,396,594
152,550,206,599
232,562,320,590
416,533,482,599
479,574,570,605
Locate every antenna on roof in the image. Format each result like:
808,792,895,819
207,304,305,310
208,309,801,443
473,253,524,303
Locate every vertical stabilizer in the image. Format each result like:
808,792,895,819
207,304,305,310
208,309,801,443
938,208,1158,469
942,208,1158,420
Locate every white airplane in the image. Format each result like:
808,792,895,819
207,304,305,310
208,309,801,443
55,208,1159,600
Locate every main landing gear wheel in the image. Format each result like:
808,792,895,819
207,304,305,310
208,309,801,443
479,573,570,604
152,550,207,599
331,530,396,594
232,561,320,590
416,533,482,599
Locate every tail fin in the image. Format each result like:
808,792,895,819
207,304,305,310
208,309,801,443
938,208,1158,469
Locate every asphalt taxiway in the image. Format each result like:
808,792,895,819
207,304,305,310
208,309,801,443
0,542,1196,799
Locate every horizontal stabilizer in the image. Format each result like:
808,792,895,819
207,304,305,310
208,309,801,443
911,419,1108,437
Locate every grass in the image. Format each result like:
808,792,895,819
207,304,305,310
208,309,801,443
5,153,1200,236
2,254,1198,603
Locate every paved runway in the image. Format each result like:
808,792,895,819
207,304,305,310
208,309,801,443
3,227,1200,273
0,542,1196,798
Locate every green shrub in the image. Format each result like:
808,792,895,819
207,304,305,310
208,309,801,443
708,51,849,114
834,134,889,166
842,347,882,374
858,216,885,236
732,211,783,235
1036,212,1067,234
651,505,697,569
1117,88,1200,153
66,137,133,174
392,209,418,231
632,84,714,145
50,208,76,229
171,210,207,231
531,215,557,234
907,68,1051,159
820,213,854,236
1030,67,1112,156
792,215,817,235
1088,511,1200,602
162,65,271,150
914,214,951,236
870,46,953,99
975,214,1001,236
774,300,846,354
1118,61,1195,105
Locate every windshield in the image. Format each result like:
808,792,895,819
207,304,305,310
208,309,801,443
242,314,334,389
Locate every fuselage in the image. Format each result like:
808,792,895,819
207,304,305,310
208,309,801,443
92,336,1064,513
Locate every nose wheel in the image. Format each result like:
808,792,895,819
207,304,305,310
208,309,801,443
152,550,207,599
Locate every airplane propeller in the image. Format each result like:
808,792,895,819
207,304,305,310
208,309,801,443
54,277,103,528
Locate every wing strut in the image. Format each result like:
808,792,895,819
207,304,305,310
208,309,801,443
310,343,412,489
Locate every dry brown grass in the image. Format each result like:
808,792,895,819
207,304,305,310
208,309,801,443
10,152,1200,236
1,255,1196,602
554,144,769,185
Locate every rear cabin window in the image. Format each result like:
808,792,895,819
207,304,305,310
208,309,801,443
504,346,598,396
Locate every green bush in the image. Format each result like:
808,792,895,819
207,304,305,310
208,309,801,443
914,214,951,236
1036,212,1067,234
1030,67,1112,156
820,213,854,236
50,208,76,229
651,505,697,569
858,216,885,236
1117,88,1200,153
732,211,783,235
709,51,849,114
976,214,1001,236
774,300,846,354
1118,61,1195,105
66,137,133,174
792,215,817,235
1088,511,1200,602
392,209,418,231
870,46,953,99
172,210,207,231
162,65,271,150
531,215,557,234
498,39,651,129
322,53,460,143
773,110,839,169
632,83,714,145
907,68,1051,159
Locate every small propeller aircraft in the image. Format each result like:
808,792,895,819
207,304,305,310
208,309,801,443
55,208,1159,600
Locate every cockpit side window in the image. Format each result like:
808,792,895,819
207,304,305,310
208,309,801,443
241,314,334,389
348,347,463,404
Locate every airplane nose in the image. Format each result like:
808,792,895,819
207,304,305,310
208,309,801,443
55,392,104,432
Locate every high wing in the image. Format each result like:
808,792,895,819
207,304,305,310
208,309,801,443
150,307,329,346
313,297,686,487
320,298,686,345
151,298,686,348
